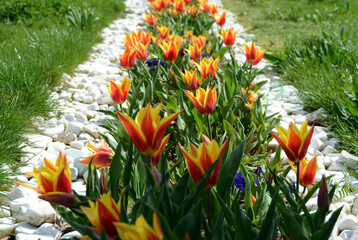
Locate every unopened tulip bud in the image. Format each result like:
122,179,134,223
39,192,79,208
100,169,107,194
318,175,329,210
168,69,177,85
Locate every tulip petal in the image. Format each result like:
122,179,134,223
180,145,205,182
271,132,296,161
298,124,314,160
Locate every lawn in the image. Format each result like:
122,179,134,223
0,0,125,190
221,0,358,155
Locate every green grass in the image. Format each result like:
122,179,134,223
0,0,125,190
221,0,358,155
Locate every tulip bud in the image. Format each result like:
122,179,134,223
39,192,79,208
318,175,329,210
100,169,107,194
168,69,177,85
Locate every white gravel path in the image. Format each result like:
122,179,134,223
0,0,357,239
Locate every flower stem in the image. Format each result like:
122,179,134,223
296,161,300,202
207,189,212,228
248,63,253,84
206,114,212,139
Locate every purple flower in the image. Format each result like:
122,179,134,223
289,181,295,193
202,52,210,58
253,167,263,175
254,178,259,186
234,173,246,191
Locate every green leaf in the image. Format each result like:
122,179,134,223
171,172,190,206
216,139,246,201
174,201,203,240
312,207,342,240
256,192,279,240
109,144,123,202
270,147,282,167
279,208,310,240
234,200,258,239
210,211,225,240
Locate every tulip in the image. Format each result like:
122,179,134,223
114,212,163,240
239,42,266,66
210,4,218,14
212,12,226,26
191,35,208,50
193,57,219,80
135,42,150,61
156,25,171,39
141,31,152,45
174,0,185,12
80,140,114,168
102,76,132,105
15,152,72,195
80,192,121,238
159,40,182,62
317,175,329,210
185,87,217,115
289,156,318,187
39,192,79,208
242,87,258,108
184,0,191,4
187,5,198,17
180,134,229,188
150,134,170,165
120,47,136,69
124,30,142,47
180,69,200,91
143,12,156,26
186,43,203,60
216,28,238,47
271,121,314,162
117,103,183,156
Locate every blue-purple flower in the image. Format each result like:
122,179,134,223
234,173,246,191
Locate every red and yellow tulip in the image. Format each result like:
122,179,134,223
80,192,121,238
135,42,150,61
143,12,156,26
194,57,219,80
80,140,114,168
187,5,198,17
159,39,183,62
156,25,171,39
174,0,185,12
180,69,200,91
185,87,217,115
212,12,226,26
15,152,72,195
151,0,170,11
180,134,229,188
120,47,136,69
114,212,163,240
216,28,238,47
271,121,315,162
186,43,203,60
117,103,183,156
239,42,266,66
242,86,258,108
289,156,318,187
191,35,208,50
102,76,132,105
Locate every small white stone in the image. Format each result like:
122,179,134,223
350,224,358,240
70,167,78,180
25,201,56,226
353,198,358,216
72,179,86,196
83,169,100,182
0,207,11,217
78,132,94,141
43,125,65,138
4,187,36,204
339,230,353,240
43,118,57,128
82,125,101,139
13,206,27,223
0,219,15,238
15,221,37,234
67,122,84,136
55,132,77,145
61,231,82,239
322,146,337,155
16,233,55,240
27,135,53,150
70,140,85,150
33,223,60,239
337,151,358,170
306,197,318,211
337,215,358,231
82,95,93,104
63,114,75,122
328,163,345,171
310,137,324,151
47,142,66,155
329,236,343,240
311,108,328,121
88,102,99,111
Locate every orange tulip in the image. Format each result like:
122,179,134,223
151,0,170,11
150,134,171,165
289,156,318,187
212,12,226,26
120,47,136,69
159,40,182,62
102,76,132,105
185,87,217,115
156,25,171,39
242,86,258,108
124,30,141,47
180,134,229,188
180,69,200,91
80,140,114,168
114,212,163,240
15,152,72,195
135,42,150,61
239,42,266,66
216,28,238,47
117,103,183,156
143,12,156,26
141,31,152,45
187,5,198,17
271,121,315,162
194,57,219,79
80,192,121,238
186,43,203,60
191,35,208,50
184,0,191,4
174,0,185,12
